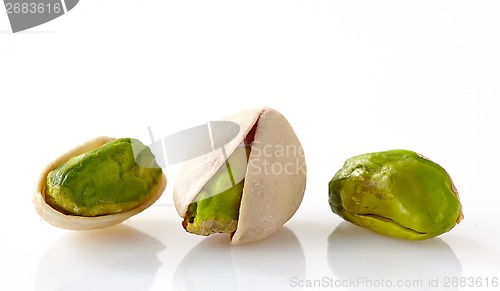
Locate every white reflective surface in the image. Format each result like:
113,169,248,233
35,225,165,291
328,222,462,291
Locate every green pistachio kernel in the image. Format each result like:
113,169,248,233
329,149,463,240
183,146,250,236
45,138,162,217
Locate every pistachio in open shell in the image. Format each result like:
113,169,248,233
174,107,307,244
328,149,463,240
34,137,166,230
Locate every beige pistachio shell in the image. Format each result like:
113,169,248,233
173,109,261,216
34,136,167,230
173,107,307,244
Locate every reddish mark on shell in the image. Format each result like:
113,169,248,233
244,119,259,146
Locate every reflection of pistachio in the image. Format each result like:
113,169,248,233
35,225,165,291
34,137,166,230
328,222,463,291
329,149,463,240
174,227,305,291
174,107,307,244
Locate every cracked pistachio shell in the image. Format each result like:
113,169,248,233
34,136,166,230
174,107,307,244
328,149,463,240
183,145,249,236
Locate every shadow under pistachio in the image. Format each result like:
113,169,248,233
34,224,165,291
174,227,305,291
328,222,462,291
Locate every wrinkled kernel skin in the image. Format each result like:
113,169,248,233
45,138,162,217
329,150,462,240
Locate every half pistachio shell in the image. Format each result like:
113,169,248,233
34,136,167,230
174,107,307,244
328,149,463,240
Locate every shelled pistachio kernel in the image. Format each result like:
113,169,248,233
34,137,166,230
328,149,463,240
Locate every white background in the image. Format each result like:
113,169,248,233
1,1,499,290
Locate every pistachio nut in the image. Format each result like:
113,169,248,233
174,107,307,244
34,137,166,230
328,149,463,240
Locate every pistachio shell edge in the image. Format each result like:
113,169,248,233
33,136,167,230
